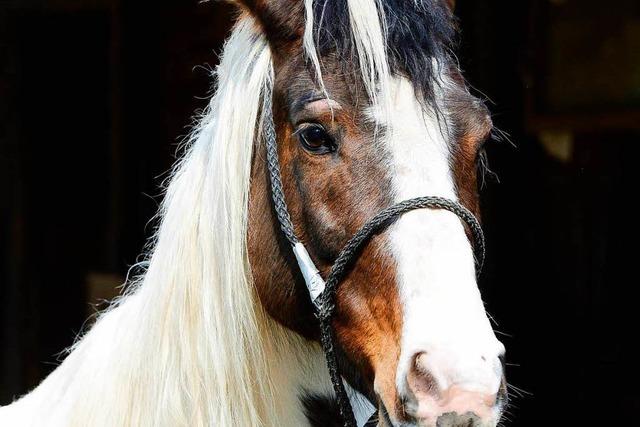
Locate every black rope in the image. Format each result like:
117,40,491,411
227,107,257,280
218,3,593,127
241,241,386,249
263,92,485,427
264,94,298,246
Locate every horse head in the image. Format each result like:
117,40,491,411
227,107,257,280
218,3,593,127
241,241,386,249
241,0,506,425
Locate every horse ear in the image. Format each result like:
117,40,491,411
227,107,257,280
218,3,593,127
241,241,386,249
230,0,305,47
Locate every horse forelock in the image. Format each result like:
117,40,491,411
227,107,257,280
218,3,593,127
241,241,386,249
310,0,457,108
239,0,457,112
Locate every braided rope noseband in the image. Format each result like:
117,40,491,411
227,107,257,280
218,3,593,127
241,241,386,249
263,94,485,427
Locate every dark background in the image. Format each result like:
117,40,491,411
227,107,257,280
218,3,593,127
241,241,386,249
1,0,639,425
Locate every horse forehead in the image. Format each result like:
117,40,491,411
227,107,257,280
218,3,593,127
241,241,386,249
277,55,363,106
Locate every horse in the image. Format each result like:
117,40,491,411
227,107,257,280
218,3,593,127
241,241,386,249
0,0,506,426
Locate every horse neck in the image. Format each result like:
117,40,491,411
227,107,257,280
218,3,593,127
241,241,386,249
1,278,331,427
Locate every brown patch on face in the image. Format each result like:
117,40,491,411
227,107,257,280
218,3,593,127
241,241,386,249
445,69,493,218
331,240,403,414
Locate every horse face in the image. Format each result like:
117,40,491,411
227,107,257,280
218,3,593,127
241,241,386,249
244,2,506,426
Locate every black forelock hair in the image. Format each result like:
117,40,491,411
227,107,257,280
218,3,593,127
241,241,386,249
313,0,457,108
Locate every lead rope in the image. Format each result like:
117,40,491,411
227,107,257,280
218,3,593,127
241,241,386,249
263,93,485,427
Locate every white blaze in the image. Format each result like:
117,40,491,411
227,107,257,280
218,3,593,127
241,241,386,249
371,78,504,402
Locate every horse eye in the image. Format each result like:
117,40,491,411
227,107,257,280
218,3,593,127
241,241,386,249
297,124,335,154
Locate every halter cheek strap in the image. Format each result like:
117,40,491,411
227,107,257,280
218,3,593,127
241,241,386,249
263,94,485,427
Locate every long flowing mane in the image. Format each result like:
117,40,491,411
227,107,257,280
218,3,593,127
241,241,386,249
2,16,293,427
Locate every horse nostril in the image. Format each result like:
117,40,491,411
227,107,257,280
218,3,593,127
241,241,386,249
435,411,482,427
407,351,440,398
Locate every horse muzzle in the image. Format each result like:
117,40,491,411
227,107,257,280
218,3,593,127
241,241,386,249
376,387,504,427
373,346,506,427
